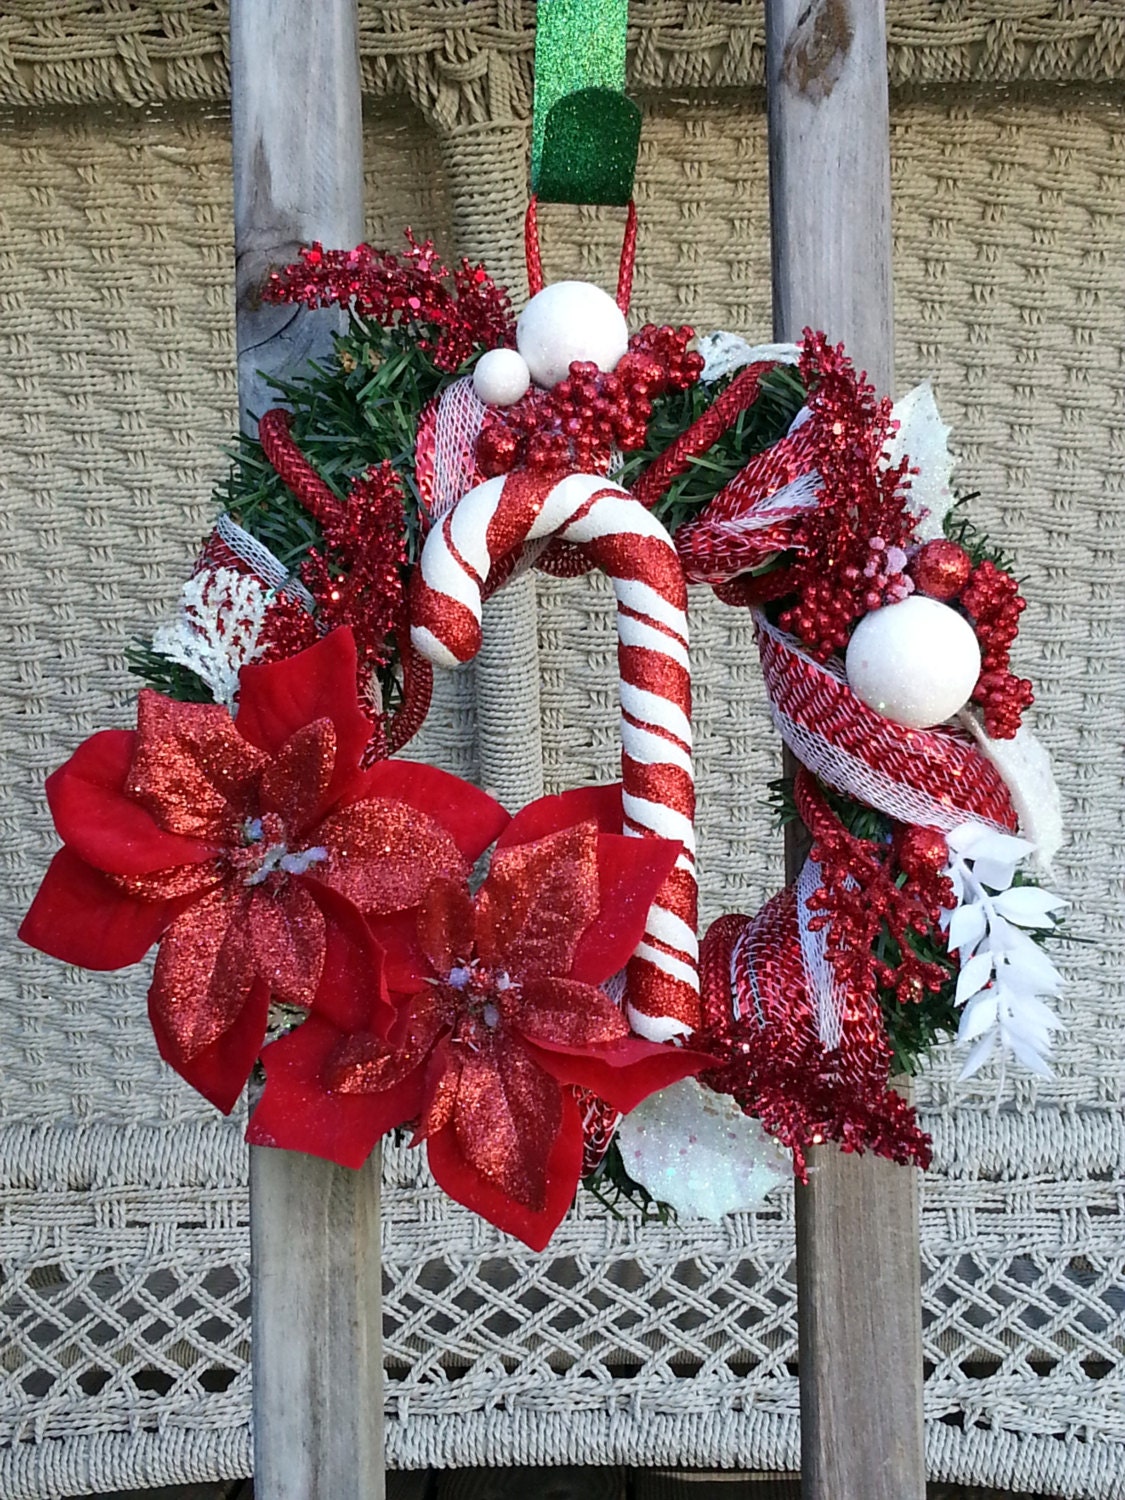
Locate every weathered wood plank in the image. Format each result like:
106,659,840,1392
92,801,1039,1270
763,4,926,1500
231,0,365,424
230,4,383,1499
248,1149,384,1498
433,1467,627,1500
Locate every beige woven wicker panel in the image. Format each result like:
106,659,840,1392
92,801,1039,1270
1,1,1123,109
1,89,1123,1500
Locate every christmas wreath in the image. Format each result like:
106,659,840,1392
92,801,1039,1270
21,217,1066,1248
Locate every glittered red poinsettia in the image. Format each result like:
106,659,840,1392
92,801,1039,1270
248,786,714,1250
20,628,507,1112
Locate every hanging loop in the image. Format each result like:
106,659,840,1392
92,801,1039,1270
523,196,637,317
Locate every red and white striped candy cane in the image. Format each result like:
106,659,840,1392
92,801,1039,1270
410,468,699,1039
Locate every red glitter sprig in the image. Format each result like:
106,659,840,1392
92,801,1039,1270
797,771,955,1010
300,462,408,732
265,234,516,372
775,333,918,660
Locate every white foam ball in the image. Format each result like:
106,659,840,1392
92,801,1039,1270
516,280,629,389
472,347,531,407
845,595,982,730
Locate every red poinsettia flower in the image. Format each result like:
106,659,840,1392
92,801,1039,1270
248,785,715,1250
20,629,507,1113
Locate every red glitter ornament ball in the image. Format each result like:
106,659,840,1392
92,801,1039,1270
477,424,521,477
894,824,949,879
909,539,971,601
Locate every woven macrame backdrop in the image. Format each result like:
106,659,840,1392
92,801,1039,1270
1,7,1123,1500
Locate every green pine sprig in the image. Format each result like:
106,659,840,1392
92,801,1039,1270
581,1138,677,1224
619,363,808,535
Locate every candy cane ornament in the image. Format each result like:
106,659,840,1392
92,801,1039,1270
410,469,700,1039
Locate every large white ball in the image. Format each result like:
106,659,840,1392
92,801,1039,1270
516,280,630,389
472,347,531,407
845,595,982,730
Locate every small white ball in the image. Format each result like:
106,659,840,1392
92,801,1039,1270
845,595,982,730
472,347,531,407
516,280,630,389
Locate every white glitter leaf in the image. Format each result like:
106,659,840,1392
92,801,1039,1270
152,567,272,711
943,823,1066,1083
885,380,956,542
615,1077,790,1221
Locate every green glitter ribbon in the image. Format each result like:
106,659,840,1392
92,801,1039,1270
531,0,640,205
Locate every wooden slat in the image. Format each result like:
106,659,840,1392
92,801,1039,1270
762,4,927,1500
231,0,365,423
248,1148,384,1498
78,1485,248,1500
388,1475,435,1500
224,1478,428,1500
433,1467,627,1500
229,4,384,1499
634,1473,799,1497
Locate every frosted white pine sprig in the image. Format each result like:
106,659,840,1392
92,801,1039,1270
151,567,271,711
941,822,1066,1082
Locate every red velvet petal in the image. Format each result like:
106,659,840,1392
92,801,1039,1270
315,798,468,917
46,729,218,875
569,832,682,986
235,629,375,797
425,1086,584,1250
323,985,449,1105
301,878,390,1035
451,1034,563,1209
416,877,475,976
528,1036,715,1115
364,912,430,995
343,760,509,862
247,882,326,1010
19,847,178,970
412,1033,462,1142
248,1016,424,1168
259,719,335,833
474,823,600,981
495,784,623,851
515,977,630,1048
150,976,271,1115
149,886,256,1059
130,692,265,840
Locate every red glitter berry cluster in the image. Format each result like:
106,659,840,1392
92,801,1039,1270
908,542,1033,740
800,776,955,1010
476,324,703,478
776,334,918,660
959,559,1034,738
265,233,515,372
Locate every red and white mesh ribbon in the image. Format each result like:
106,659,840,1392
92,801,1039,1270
416,377,488,524
410,468,700,1039
200,513,316,610
755,613,1018,834
675,418,821,584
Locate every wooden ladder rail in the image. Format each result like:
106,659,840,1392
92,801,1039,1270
230,3,386,1496
763,4,928,1498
